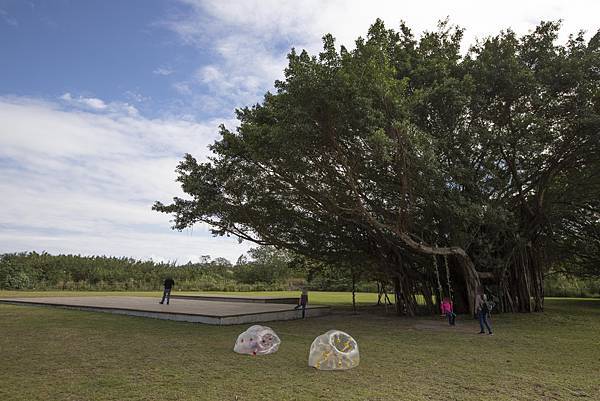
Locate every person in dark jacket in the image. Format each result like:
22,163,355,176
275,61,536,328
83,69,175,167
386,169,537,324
475,292,493,335
159,278,175,305
294,289,308,318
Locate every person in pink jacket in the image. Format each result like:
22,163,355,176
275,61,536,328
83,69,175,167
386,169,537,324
441,297,456,325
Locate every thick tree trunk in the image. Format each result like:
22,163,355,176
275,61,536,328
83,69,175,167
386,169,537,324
393,276,402,315
458,256,480,316
501,241,545,312
529,243,545,312
393,251,419,316
392,272,417,316
421,283,436,315
440,255,473,315
391,235,480,315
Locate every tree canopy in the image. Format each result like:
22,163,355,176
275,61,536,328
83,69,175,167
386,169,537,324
155,20,600,315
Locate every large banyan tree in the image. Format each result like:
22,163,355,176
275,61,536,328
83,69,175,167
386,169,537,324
155,20,600,315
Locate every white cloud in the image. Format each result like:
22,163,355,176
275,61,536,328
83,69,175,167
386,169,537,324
153,67,175,76
60,92,107,110
166,0,600,112
196,65,223,84
60,92,141,116
0,8,18,27
0,96,251,263
0,228,246,265
172,81,192,95
124,90,150,103
174,0,599,47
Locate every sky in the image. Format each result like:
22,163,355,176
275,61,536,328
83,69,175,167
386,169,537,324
1,0,599,264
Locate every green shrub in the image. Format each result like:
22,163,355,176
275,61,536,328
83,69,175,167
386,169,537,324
545,274,600,297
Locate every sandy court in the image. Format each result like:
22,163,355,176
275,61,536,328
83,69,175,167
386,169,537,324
0,295,330,324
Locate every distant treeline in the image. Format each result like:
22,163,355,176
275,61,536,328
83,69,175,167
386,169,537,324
0,251,288,291
0,249,375,292
1,251,597,296
544,274,600,298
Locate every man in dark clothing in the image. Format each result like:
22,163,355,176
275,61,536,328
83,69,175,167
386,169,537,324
159,278,175,305
294,289,308,318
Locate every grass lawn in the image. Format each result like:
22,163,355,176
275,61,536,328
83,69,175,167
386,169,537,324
0,292,598,401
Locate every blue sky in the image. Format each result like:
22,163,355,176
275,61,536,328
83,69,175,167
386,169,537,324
0,0,598,263
0,0,222,119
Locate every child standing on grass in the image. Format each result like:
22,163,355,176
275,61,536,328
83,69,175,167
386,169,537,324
441,297,456,325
